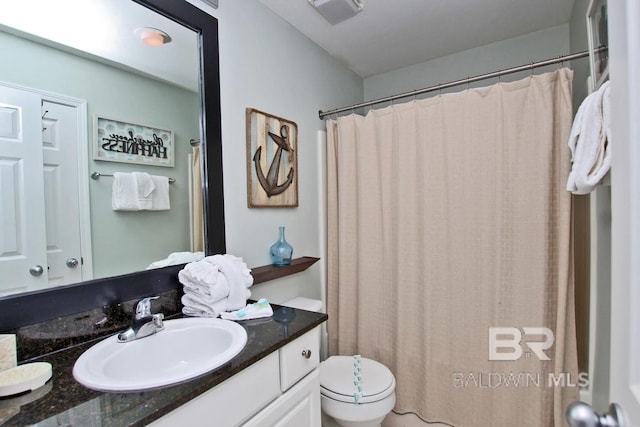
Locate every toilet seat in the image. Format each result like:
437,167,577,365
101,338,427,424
320,356,396,404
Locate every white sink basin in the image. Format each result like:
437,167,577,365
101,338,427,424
72,318,247,392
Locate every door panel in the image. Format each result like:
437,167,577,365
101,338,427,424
41,101,82,286
0,86,47,294
607,0,640,424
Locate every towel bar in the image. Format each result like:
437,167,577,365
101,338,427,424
91,172,176,183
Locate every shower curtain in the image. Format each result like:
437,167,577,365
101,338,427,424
326,69,578,427
190,145,204,252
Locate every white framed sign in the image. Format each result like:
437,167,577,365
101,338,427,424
93,115,174,167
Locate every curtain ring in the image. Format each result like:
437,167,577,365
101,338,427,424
466,77,470,90
498,70,501,82
530,62,534,76
438,84,442,96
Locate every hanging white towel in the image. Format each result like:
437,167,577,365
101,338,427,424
566,81,611,194
112,172,140,211
133,172,155,210
149,175,170,211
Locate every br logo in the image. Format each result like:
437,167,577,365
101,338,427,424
488,327,554,361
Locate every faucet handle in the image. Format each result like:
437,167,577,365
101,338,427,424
135,296,159,319
153,313,165,330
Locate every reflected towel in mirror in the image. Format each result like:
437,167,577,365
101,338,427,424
111,172,171,211
150,175,170,210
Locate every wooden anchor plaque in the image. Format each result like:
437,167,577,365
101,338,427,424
246,108,298,207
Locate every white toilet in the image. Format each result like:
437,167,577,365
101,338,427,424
283,298,397,427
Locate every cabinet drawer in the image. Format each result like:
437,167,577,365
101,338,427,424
279,327,320,392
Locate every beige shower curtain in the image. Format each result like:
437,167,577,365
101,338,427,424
326,69,578,427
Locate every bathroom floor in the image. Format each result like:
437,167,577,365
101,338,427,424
321,412,340,427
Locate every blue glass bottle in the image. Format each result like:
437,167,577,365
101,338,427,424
270,226,293,266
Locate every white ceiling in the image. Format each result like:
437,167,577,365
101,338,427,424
0,0,198,91
257,0,576,78
0,0,576,88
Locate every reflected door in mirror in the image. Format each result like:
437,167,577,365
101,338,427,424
0,85,85,295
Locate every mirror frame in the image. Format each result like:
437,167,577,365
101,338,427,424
0,0,225,330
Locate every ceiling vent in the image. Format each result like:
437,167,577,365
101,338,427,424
307,0,364,25
201,0,218,9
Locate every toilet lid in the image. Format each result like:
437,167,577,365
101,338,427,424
320,356,395,404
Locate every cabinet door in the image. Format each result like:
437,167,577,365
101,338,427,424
243,368,321,427
149,353,281,427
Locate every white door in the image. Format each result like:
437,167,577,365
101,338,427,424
570,1,640,426
607,0,640,425
41,100,83,286
0,85,47,294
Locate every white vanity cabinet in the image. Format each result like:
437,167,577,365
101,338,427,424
149,326,321,427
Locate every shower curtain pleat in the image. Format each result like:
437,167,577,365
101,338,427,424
326,69,578,427
190,145,204,252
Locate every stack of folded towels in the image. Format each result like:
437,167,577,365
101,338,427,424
178,254,253,317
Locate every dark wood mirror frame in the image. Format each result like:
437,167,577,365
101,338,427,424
0,0,225,330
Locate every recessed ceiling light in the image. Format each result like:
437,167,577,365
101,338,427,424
135,27,171,46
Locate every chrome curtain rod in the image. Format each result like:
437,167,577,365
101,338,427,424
318,47,607,119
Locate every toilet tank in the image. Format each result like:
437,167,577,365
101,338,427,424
282,297,324,313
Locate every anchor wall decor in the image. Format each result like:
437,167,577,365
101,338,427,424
246,108,298,207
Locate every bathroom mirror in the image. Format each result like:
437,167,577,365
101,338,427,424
0,0,224,312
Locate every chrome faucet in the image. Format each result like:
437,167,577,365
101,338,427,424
117,296,164,343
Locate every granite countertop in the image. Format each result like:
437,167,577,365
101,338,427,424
0,305,327,426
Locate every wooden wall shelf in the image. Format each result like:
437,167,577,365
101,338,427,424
250,256,320,285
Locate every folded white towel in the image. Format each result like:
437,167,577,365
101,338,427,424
146,251,205,269
220,298,273,321
180,260,219,285
178,261,230,303
150,175,170,211
133,172,155,209
566,81,611,194
181,293,227,318
205,255,254,311
112,172,139,211
179,254,254,317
